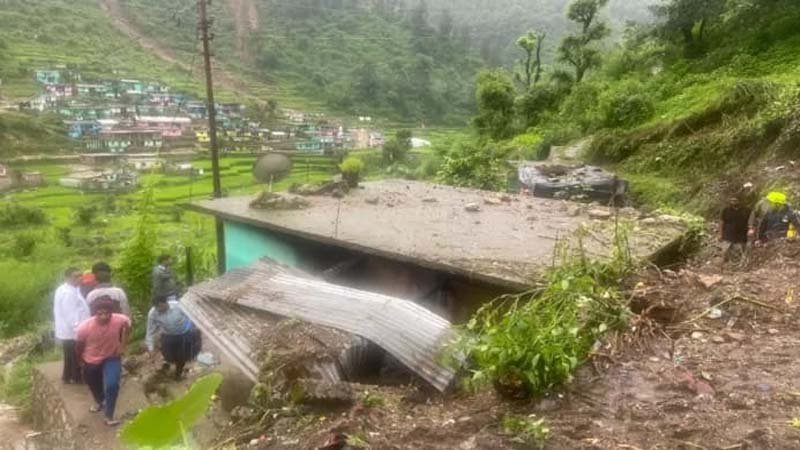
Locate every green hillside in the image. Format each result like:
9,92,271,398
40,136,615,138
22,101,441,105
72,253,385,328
119,0,482,123
0,0,207,100
441,0,800,214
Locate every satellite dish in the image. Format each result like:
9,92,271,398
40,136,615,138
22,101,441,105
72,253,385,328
253,153,292,192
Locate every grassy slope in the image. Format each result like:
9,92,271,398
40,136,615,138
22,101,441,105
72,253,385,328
0,0,211,100
568,10,800,213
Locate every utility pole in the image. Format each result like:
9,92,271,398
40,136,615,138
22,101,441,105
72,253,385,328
198,0,226,274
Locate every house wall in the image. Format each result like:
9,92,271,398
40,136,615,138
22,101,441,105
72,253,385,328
221,219,514,322
223,221,300,270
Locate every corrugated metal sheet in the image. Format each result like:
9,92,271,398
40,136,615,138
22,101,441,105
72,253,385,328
183,259,457,392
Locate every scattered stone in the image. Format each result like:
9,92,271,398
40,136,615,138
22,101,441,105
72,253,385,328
588,208,612,220
658,214,684,224
641,217,658,225
422,197,438,203
726,332,746,342
483,197,502,205
499,194,512,202
711,336,725,344
250,192,310,210
768,328,779,335
465,203,481,212
566,205,582,217
708,307,724,319
691,331,704,340
365,196,379,205
697,274,724,289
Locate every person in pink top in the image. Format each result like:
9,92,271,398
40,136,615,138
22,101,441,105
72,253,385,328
75,297,131,427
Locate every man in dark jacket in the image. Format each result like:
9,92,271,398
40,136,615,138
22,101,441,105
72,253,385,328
152,254,180,302
721,196,750,263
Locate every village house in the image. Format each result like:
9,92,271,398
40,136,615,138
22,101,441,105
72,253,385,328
119,79,145,95
34,69,61,85
186,102,207,119
67,121,101,139
85,129,163,153
59,167,138,191
351,128,384,149
134,116,192,138
0,164,12,192
20,172,44,187
126,154,163,171
75,84,109,97
189,180,685,322
79,153,125,167
44,84,75,98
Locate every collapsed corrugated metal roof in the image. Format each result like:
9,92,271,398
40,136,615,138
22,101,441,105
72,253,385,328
181,259,457,392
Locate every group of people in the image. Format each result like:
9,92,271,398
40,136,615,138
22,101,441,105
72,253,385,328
52,255,202,427
720,190,800,262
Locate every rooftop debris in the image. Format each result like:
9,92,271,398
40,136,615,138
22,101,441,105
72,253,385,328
181,259,457,392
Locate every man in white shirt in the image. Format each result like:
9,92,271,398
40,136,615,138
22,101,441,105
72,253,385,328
53,267,90,384
85,262,131,317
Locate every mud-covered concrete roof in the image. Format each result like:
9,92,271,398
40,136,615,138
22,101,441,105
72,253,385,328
189,180,685,288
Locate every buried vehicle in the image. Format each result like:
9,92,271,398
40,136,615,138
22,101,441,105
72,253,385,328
519,164,629,204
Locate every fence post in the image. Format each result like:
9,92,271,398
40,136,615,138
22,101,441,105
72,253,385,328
186,246,194,287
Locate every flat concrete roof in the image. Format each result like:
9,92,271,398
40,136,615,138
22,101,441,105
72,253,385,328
189,180,684,289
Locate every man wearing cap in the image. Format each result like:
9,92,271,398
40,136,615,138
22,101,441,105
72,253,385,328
85,262,131,317
748,191,800,243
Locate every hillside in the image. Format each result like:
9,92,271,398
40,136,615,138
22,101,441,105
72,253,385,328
112,0,482,123
441,0,800,215
0,0,209,100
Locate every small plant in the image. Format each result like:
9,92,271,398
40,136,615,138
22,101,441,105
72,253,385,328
117,186,157,314
360,390,385,408
501,414,550,449
120,373,223,447
73,204,98,227
346,434,371,449
11,233,37,259
340,156,365,187
790,417,800,429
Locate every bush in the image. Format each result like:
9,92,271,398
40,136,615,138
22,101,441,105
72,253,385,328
73,204,98,227
339,156,365,187
454,236,632,398
117,188,157,314
437,142,508,191
11,233,37,259
601,92,655,128
0,203,47,227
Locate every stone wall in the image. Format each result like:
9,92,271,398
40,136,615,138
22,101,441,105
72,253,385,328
28,367,80,450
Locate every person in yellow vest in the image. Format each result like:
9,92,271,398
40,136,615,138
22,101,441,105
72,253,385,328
747,191,800,244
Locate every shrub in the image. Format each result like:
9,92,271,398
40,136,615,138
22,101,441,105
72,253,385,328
11,233,37,259
339,156,365,187
437,142,508,191
73,204,98,227
454,233,632,398
601,92,655,128
0,203,47,227
117,188,157,314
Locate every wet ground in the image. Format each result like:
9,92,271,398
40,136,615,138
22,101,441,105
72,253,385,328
0,404,28,450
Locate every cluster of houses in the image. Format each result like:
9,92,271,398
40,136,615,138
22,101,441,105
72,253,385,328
19,68,387,158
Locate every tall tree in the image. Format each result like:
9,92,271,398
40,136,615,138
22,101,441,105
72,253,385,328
558,0,610,83
651,0,726,54
472,70,516,140
515,30,546,89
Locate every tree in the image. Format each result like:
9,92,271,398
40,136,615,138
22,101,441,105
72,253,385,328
651,0,726,54
472,70,516,140
558,0,610,83
438,9,454,40
352,62,381,104
117,187,156,314
383,129,412,165
515,30,546,89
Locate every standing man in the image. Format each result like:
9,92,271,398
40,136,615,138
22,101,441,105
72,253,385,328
720,196,751,263
145,295,202,380
152,254,180,302
76,298,130,427
53,267,90,384
86,262,131,317
748,191,800,243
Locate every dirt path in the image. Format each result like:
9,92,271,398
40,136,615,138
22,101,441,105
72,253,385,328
0,405,29,450
96,0,251,97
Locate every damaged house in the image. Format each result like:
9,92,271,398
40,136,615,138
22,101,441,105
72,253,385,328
184,180,685,396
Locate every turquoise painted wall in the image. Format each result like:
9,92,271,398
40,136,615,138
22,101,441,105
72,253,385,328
223,221,299,271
